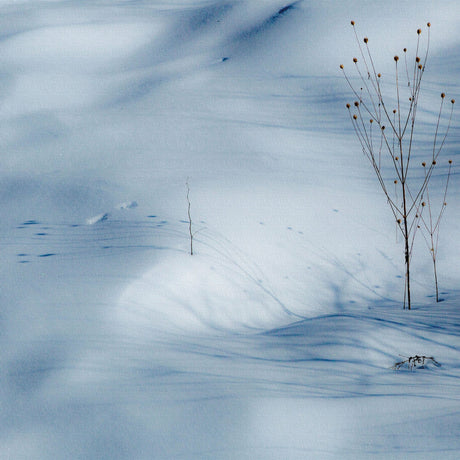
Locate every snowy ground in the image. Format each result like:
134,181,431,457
1,1,460,459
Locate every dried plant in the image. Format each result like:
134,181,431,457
392,355,440,371
340,21,455,309
186,178,194,255
415,160,453,302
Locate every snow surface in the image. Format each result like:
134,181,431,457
1,1,460,459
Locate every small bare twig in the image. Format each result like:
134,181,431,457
186,178,193,255
392,354,440,370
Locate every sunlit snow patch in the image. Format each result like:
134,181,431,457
118,201,138,210
86,213,109,225
116,252,293,335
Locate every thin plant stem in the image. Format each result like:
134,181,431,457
341,21,455,310
186,178,193,256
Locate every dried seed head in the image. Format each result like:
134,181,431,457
444,202,447,206
394,55,399,62
353,114,358,120
409,97,412,101
416,56,421,63
441,93,445,98
427,22,431,27
432,160,437,165
370,119,373,123
377,73,381,78
346,103,351,109
394,180,398,184
354,101,359,107
417,28,422,35
403,48,407,52
364,37,368,43
422,162,426,167
340,64,344,69
351,20,355,26
422,202,426,207
395,156,399,161
449,159,452,164
452,99,456,104
353,57,358,63
418,64,423,70
381,125,385,130
397,219,402,224
393,109,397,114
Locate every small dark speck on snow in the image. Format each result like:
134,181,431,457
278,5,294,15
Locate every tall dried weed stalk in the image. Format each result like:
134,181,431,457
340,21,454,309
186,178,194,255
418,159,453,302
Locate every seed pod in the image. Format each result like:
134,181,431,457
395,156,399,161
346,103,351,109
381,126,385,130
354,101,359,107
394,55,399,62
441,93,445,98
370,119,373,123
377,73,381,78
351,20,355,26
353,57,358,63
444,202,447,206
427,22,431,27
394,180,398,184
416,57,420,63
397,219,401,224
422,162,426,167
452,99,456,104
364,37,368,43
422,202,426,207
417,28,422,35
449,159,452,164
432,160,437,165
403,48,407,52
418,64,423,70
353,114,357,120
340,64,344,69
393,109,397,114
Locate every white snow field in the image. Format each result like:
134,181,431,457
1,0,460,458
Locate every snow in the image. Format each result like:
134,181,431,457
1,1,460,459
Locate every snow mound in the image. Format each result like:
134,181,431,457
85,201,138,224
118,201,138,210
117,252,295,335
86,212,109,225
